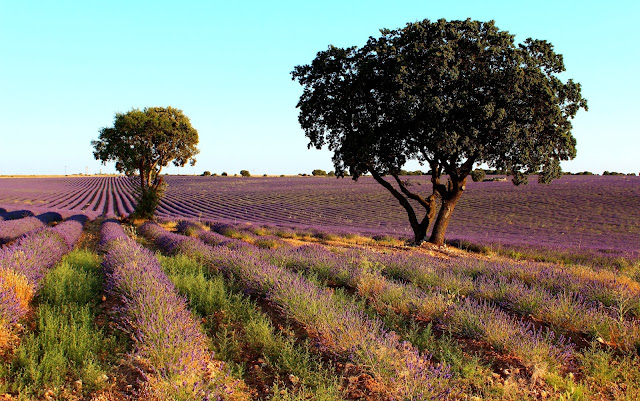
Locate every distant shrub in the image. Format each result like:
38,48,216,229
280,174,285,177
328,171,336,177
201,171,211,176
254,238,281,249
263,174,267,177
312,169,327,176
240,170,251,177
574,171,594,175
471,169,486,182
312,231,339,241
399,169,425,176
272,228,295,238
212,173,218,176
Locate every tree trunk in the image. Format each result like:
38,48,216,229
412,221,429,244
429,181,465,246
139,172,147,196
369,170,436,245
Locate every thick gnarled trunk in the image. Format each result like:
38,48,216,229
429,177,466,246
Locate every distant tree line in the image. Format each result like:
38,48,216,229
197,168,635,178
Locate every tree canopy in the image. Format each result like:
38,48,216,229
92,106,199,217
292,18,587,245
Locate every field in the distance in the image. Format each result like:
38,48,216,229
0,175,638,257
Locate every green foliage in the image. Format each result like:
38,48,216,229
471,169,487,182
240,170,250,177
327,171,336,177
201,170,211,176
579,345,640,399
41,251,102,306
399,169,427,176
92,106,199,217
221,172,228,176
8,305,109,394
254,238,282,249
2,250,118,398
131,180,166,219
311,169,327,176
293,19,587,184
293,18,587,245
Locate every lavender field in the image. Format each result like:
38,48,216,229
1,175,638,256
0,199,639,399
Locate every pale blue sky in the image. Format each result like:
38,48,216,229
1,0,638,175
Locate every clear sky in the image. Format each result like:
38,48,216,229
1,0,638,176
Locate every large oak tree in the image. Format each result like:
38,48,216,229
292,19,587,245
92,106,199,218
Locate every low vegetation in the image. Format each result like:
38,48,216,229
0,177,638,399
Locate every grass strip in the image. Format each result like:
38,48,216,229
160,253,345,400
0,250,119,399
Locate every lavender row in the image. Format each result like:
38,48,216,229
253,238,639,352
194,220,640,354
197,219,640,325
0,212,63,245
99,221,245,399
244,242,573,370
208,218,639,310
141,221,454,400
187,218,640,327
0,177,138,218
377,251,640,320
0,215,86,339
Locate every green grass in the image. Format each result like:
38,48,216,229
159,254,345,400
577,345,640,400
0,250,123,399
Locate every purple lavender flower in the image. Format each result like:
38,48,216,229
101,221,228,392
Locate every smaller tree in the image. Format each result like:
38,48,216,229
240,170,251,177
92,106,199,218
312,169,327,176
222,172,228,176
471,169,487,182
202,171,212,176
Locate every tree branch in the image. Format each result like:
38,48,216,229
391,173,436,212
369,168,420,229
